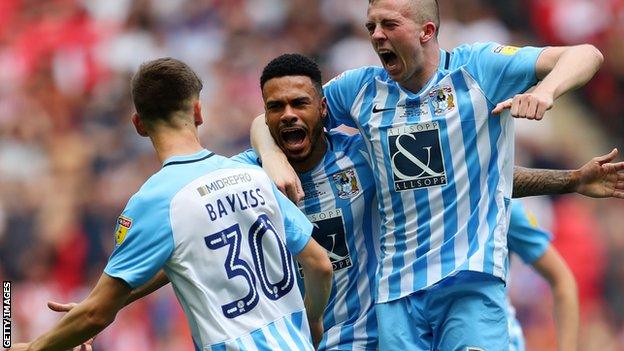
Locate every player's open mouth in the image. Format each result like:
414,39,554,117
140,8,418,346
379,50,398,69
280,128,307,150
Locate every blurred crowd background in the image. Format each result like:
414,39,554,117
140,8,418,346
0,0,623,350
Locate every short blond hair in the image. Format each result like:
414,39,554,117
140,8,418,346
369,0,440,31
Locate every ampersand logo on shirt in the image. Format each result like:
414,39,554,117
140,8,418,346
387,122,447,191
298,209,352,276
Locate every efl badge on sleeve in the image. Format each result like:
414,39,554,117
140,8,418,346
429,85,455,116
115,215,132,246
525,209,539,228
493,45,519,56
332,169,360,199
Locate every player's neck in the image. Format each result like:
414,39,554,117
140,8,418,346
150,128,204,164
290,135,328,174
399,45,440,93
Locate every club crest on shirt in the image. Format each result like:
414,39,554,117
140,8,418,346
115,215,132,246
387,122,447,191
332,168,360,199
298,209,352,276
429,85,455,116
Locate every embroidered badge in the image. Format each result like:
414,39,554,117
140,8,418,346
493,45,519,56
332,169,360,199
115,215,132,246
429,85,455,116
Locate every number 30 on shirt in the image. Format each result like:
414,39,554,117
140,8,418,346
204,214,295,318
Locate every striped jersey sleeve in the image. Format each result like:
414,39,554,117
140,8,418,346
104,189,175,288
454,42,544,104
323,67,379,130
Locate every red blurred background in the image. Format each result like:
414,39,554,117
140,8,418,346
0,0,623,349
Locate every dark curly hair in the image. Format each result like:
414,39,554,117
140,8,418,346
260,53,323,96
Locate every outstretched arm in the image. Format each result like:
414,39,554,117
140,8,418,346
513,148,624,198
532,246,579,351
10,274,131,351
48,269,170,316
44,270,170,351
250,114,303,202
493,44,603,119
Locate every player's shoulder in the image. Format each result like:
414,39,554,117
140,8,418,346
327,130,364,151
326,130,370,168
229,148,261,166
324,65,386,87
132,152,263,207
448,42,499,64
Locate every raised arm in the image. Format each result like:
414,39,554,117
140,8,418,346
513,148,624,198
295,238,333,349
250,114,303,202
493,44,603,119
532,246,579,351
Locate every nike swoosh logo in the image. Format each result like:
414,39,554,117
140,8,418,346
372,105,395,113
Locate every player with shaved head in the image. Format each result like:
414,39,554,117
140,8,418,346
251,0,603,349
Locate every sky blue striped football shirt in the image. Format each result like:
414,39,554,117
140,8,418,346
233,131,380,350
105,149,314,351
323,42,544,302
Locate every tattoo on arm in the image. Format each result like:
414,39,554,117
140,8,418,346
512,166,577,198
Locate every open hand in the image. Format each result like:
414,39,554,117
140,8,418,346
574,148,624,198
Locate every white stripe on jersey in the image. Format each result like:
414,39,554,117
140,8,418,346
418,93,445,287
261,324,283,350
268,319,300,351
464,69,510,276
334,152,375,347
393,88,420,295
368,79,399,304
466,67,494,273
237,333,260,351
443,77,471,270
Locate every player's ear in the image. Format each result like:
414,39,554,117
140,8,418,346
132,113,149,137
420,22,437,44
320,97,328,121
193,100,203,127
